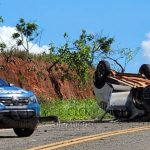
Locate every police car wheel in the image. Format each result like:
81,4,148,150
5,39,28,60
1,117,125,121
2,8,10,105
13,128,35,137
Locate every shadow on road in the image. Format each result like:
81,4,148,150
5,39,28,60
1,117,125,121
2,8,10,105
0,136,17,138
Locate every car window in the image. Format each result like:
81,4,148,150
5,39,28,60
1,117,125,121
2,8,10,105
0,79,9,86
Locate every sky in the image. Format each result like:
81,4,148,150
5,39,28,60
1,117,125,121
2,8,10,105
1,0,150,72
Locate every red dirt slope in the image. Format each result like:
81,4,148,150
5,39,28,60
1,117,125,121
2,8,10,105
0,56,94,100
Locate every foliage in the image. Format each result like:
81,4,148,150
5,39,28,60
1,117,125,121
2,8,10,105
0,16,4,23
40,98,112,121
13,49,35,60
105,47,139,72
0,16,14,62
18,73,26,87
0,43,15,62
48,30,114,83
12,18,39,53
73,30,114,65
0,42,6,51
0,17,138,81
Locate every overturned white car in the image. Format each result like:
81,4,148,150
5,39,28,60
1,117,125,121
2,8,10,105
93,60,150,120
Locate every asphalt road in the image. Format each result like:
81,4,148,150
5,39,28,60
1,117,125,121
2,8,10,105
0,121,150,150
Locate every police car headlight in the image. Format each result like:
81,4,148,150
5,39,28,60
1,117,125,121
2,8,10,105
29,95,37,103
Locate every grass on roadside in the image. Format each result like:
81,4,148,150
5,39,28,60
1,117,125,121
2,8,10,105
40,98,112,122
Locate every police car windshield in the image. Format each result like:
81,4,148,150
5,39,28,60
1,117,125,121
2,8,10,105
0,79,9,86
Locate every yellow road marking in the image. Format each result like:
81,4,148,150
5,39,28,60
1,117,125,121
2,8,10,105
28,125,150,150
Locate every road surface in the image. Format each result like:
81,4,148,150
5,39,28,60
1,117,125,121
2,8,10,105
0,121,150,150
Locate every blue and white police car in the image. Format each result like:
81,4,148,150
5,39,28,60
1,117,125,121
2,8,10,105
0,78,40,137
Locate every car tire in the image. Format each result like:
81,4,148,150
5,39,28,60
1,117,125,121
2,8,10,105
94,60,111,89
13,128,35,137
139,64,150,79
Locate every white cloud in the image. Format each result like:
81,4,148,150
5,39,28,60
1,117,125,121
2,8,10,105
141,32,150,60
0,26,49,54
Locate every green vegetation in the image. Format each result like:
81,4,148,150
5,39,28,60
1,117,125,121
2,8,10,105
18,73,26,87
0,17,139,84
12,18,39,53
40,98,112,122
48,30,114,84
0,16,3,23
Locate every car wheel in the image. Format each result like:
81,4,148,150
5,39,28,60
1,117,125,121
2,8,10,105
139,64,150,79
94,60,111,89
13,128,35,137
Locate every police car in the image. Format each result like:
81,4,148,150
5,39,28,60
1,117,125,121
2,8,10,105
0,78,40,137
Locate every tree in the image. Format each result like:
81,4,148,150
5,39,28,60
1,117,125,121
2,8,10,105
73,30,114,66
12,18,39,53
0,42,15,63
48,30,114,83
0,42,6,52
0,16,9,61
105,48,139,72
0,16,3,23
0,16,5,50
48,30,139,83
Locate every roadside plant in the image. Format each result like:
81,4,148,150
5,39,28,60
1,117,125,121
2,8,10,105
0,16,4,23
0,42,6,51
12,18,39,53
48,30,114,84
105,47,139,72
0,43,15,63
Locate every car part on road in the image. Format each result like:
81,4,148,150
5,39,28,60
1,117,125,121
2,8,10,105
39,116,60,123
93,60,150,121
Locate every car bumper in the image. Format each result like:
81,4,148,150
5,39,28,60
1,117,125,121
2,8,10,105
0,109,38,129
